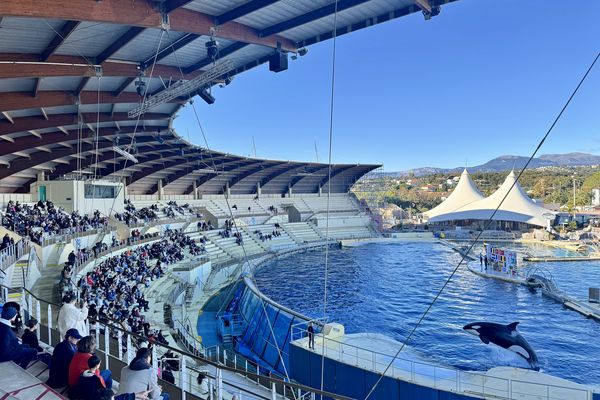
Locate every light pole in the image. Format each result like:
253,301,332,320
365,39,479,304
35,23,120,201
572,173,577,219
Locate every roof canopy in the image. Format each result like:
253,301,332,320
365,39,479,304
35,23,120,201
424,169,484,218
0,0,458,195
429,170,555,227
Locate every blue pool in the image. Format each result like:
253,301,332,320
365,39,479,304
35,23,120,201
253,241,600,385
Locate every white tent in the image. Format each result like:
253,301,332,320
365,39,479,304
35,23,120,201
429,170,555,227
425,169,484,219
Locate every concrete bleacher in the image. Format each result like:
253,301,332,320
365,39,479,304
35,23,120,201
247,224,296,251
0,361,63,400
282,222,324,244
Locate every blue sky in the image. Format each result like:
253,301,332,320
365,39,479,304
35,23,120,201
173,0,600,171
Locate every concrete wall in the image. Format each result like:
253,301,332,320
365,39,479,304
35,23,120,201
31,180,125,216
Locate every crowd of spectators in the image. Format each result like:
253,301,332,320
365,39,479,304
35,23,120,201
58,229,201,339
116,200,201,226
252,227,282,242
1,201,108,244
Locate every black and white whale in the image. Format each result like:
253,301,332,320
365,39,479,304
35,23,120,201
463,321,539,369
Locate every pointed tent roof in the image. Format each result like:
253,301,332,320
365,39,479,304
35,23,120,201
425,169,484,219
429,170,555,227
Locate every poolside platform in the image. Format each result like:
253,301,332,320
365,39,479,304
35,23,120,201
523,255,600,262
466,263,538,287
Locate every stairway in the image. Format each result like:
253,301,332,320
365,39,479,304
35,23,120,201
31,247,64,305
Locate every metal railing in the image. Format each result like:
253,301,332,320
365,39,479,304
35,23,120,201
41,224,113,247
290,326,595,400
0,239,29,273
3,284,350,400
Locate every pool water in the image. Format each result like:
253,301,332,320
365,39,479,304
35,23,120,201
254,241,600,385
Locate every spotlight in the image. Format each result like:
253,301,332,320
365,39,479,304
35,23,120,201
197,88,215,104
205,39,218,60
297,47,308,56
135,78,146,96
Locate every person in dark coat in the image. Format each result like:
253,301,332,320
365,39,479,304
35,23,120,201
46,328,81,388
0,306,37,368
22,318,51,365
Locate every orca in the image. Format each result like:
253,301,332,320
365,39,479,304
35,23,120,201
463,321,539,369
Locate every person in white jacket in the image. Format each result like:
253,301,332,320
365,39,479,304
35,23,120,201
58,293,88,340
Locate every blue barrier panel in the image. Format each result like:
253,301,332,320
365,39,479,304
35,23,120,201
289,342,482,400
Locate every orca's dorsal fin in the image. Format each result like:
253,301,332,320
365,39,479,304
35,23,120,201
507,322,520,331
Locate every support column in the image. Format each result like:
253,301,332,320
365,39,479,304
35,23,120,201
287,183,293,197
256,182,261,196
36,171,45,182
193,180,198,200
157,179,163,200
318,184,322,196
225,182,231,197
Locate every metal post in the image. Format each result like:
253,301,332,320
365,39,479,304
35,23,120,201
126,334,132,364
271,382,276,400
224,349,227,366
216,368,223,400
47,304,53,345
152,346,158,371
257,365,260,383
209,379,214,400
95,325,100,348
104,329,110,369
234,354,237,369
181,356,187,400
35,300,41,340
117,331,123,360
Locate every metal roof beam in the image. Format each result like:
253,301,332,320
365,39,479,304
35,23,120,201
96,27,145,64
317,164,357,192
114,77,136,97
126,151,223,185
142,33,201,70
414,0,432,13
259,0,370,37
0,126,166,156
74,77,90,96
0,0,296,51
215,0,281,25
183,42,249,74
33,78,42,98
164,0,194,13
0,112,170,137
0,54,204,80
40,20,81,61
1,112,14,124
0,91,182,112
227,162,279,191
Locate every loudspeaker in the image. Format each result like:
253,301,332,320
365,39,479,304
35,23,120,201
269,51,288,72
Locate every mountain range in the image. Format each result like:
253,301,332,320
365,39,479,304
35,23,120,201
387,152,600,177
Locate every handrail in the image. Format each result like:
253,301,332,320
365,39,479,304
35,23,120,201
0,239,29,273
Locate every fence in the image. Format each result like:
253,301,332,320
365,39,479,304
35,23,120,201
41,224,113,247
0,239,29,273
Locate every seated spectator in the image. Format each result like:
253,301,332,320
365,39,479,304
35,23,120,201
74,355,147,400
21,318,51,365
0,305,37,369
47,328,81,388
58,293,88,339
68,335,112,389
118,348,170,400
197,372,209,397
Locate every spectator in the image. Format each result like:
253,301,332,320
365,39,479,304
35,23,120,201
21,318,51,365
118,348,170,400
75,355,148,400
68,335,112,389
47,328,81,388
0,306,37,369
58,293,88,339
